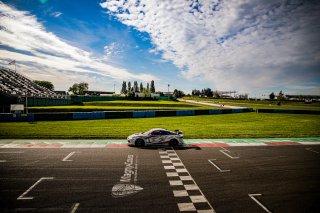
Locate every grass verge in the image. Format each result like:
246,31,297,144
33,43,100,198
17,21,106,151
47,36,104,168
182,97,320,110
28,100,216,112
0,113,319,139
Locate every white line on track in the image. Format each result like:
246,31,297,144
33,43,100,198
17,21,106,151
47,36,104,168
220,147,228,151
248,194,272,213
17,177,54,200
219,150,239,159
62,151,76,161
208,159,230,172
70,203,80,213
305,148,319,154
0,160,7,162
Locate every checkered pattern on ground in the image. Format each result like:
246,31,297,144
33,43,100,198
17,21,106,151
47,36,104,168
159,148,215,213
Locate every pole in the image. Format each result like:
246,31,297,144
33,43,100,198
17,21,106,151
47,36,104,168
25,96,28,114
168,84,170,100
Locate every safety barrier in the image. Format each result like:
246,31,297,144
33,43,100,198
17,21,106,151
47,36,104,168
73,112,105,120
0,108,253,122
34,112,74,121
0,113,34,122
176,110,195,116
133,111,156,118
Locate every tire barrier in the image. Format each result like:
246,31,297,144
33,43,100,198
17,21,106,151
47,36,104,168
176,110,195,116
73,112,105,120
34,112,74,121
0,113,34,122
133,111,156,118
0,108,253,122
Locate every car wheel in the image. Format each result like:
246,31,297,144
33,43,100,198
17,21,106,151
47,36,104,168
135,139,145,147
169,139,178,147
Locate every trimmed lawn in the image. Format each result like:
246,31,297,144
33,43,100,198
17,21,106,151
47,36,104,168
28,100,215,112
0,113,319,139
182,97,320,110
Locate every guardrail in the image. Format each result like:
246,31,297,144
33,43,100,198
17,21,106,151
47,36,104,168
0,108,253,122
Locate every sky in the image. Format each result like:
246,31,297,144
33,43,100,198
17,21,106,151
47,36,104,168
0,0,319,97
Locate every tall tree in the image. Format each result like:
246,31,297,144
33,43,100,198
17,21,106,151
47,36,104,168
147,83,150,91
150,80,155,93
68,82,88,95
139,82,144,93
121,81,127,94
173,89,185,98
133,81,139,92
203,88,213,97
128,82,132,92
269,92,275,100
33,80,54,91
192,89,200,96
213,91,220,98
142,88,150,97
278,90,285,100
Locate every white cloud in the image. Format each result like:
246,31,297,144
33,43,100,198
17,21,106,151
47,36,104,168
103,42,123,58
51,11,62,18
0,2,157,91
100,0,320,94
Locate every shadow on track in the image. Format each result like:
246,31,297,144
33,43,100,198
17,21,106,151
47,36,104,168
131,144,202,150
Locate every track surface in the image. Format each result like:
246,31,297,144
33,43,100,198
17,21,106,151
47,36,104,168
1,145,320,212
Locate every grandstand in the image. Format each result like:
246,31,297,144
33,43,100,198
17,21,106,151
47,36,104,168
0,66,67,99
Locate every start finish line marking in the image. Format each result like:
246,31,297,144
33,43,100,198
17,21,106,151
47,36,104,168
159,148,215,213
17,177,54,200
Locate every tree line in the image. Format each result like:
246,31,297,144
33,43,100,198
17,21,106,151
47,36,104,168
121,80,155,96
269,91,285,100
192,88,217,98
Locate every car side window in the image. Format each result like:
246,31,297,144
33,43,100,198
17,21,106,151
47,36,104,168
151,131,161,135
160,130,172,135
163,131,172,135
159,131,166,135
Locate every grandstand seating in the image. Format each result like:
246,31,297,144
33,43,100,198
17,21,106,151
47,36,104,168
0,66,67,99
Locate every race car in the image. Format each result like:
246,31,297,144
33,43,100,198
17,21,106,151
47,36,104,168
127,128,184,147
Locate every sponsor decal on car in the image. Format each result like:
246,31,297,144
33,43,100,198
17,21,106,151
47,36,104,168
111,155,143,198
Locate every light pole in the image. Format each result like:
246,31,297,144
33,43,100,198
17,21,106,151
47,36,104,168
167,84,170,100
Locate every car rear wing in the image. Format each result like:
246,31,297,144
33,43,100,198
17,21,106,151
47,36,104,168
174,130,183,136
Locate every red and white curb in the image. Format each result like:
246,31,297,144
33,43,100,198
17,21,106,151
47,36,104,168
0,141,319,148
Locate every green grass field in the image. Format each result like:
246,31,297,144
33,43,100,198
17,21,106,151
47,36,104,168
28,100,215,112
182,97,320,110
1,113,319,139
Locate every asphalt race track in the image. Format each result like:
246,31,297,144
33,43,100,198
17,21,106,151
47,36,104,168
1,145,320,213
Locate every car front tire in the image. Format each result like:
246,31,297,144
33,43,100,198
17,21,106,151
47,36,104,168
135,139,145,147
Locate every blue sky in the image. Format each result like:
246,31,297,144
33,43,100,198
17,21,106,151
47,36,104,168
0,0,319,97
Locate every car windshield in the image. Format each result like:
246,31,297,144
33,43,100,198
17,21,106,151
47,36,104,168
142,130,154,135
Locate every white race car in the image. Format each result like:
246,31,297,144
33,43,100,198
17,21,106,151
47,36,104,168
127,128,184,147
